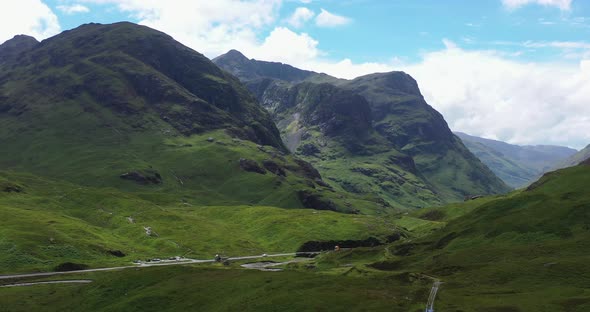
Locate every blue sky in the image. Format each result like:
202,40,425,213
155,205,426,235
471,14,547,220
1,0,589,148
37,0,590,64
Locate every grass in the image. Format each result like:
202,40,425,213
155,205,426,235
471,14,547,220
359,164,590,311
0,265,431,312
0,170,399,274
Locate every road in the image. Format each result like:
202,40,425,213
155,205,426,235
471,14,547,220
425,280,442,312
0,252,318,281
0,280,93,287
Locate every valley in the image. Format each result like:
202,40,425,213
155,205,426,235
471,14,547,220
0,20,588,312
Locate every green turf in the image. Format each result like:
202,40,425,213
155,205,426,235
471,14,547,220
0,265,432,312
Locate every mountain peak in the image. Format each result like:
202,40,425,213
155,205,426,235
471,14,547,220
214,50,320,82
1,34,39,46
0,34,39,63
351,71,422,97
222,49,249,61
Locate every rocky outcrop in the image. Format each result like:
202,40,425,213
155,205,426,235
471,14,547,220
239,158,266,174
262,159,286,176
297,190,337,211
120,170,162,184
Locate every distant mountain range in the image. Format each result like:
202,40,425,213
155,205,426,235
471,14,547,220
454,132,578,188
214,50,510,208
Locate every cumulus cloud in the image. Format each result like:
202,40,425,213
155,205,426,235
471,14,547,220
57,4,90,14
0,0,60,44
82,0,281,57
501,0,572,10
398,41,590,149
315,8,351,27
248,27,321,65
287,7,314,28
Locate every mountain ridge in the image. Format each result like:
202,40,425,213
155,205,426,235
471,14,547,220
214,50,511,208
1,22,389,214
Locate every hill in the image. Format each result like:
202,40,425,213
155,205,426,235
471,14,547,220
214,50,510,209
455,132,577,187
365,161,590,311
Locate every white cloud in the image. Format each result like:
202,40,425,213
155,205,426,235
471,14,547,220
0,0,60,44
248,27,321,65
398,41,590,149
315,8,351,27
57,4,90,14
501,0,572,10
523,40,590,49
287,7,314,28
82,0,281,57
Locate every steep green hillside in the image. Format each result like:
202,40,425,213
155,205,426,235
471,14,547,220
214,50,510,209
455,132,577,187
0,22,388,213
368,162,590,311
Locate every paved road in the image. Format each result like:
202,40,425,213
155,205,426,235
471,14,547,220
0,252,318,281
0,280,93,287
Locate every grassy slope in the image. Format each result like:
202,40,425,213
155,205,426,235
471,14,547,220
0,164,397,274
1,161,586,311
0,265,429,312
370,164,590,311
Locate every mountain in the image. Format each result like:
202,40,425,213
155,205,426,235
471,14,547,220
214,50,510,209
0,22,398,213
0,23,400,211
0,35,39,63
552,144,590,170
0,22,407,272
455,132,577,187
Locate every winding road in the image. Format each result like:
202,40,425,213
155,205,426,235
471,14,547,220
0,252,318,281
0,280,93,287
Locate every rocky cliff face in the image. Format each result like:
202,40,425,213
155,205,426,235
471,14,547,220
214,50,511,208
